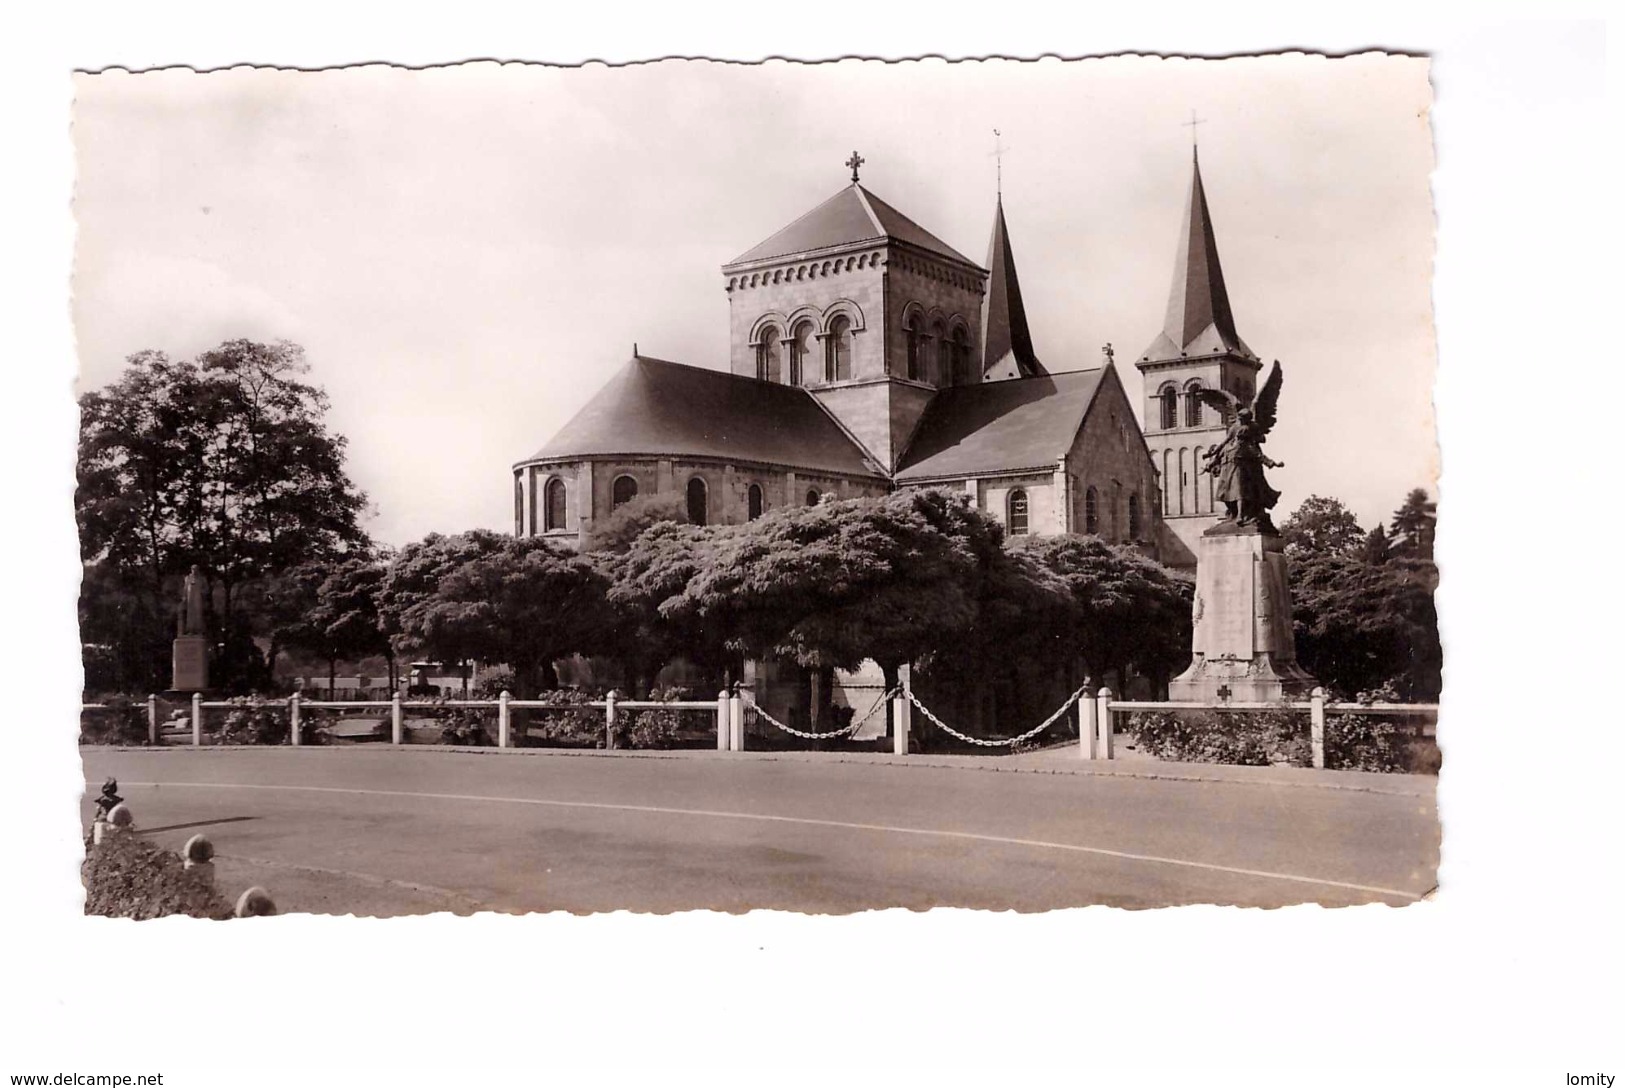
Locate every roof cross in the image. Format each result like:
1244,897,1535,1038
845,151,865,184
991,128,1007,196
1182,110,1207,159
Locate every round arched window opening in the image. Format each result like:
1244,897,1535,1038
544,478,567,531
1127,493,1142,540
789,321,814,386
1160,385,1179,430
1008,489,1030,535
612,475,639,509
747,484,764,521
755,325,781,383
806,489,821,507
686,477,708,526
1084,486,1100,535
826,316,852,381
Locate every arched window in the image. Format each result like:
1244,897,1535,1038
904,312,921,381
747,484,764,521
936,324,952,387
1007,489,1030,535
1128,493,1141,539
755,324,781,383
826,316,852,381
612,474,638,509
1084,487,1100,535
544,478,567,531
806,488,821,507
789,321,813,386
1177,449,1188,515
1160,385,1178,430
686,477,708,526
1184,382,1204,428
953,327,974,386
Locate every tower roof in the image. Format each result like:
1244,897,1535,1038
980,196,1046,380
726,184,977,269
1139,154,1255,363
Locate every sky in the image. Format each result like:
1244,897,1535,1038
71,54,1437,547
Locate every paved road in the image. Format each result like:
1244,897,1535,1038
79,746,1439,914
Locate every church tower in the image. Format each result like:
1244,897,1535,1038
1135,150,1264,567
981,196,1046,381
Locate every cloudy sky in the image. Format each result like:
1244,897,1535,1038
72,54,1435,547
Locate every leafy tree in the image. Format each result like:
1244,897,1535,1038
1281,495,1365,561
584,492,689,554
1291,552,1441,700
600,520,730,695
274,557,392,699
1361,524,1392,565
1390,488,1437,560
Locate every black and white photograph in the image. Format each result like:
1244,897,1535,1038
3,8,1616,1087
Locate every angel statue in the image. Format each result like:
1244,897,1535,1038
1197,361,1287,533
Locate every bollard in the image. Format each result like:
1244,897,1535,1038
147,694,158,745
98,802,134,842
1080,682,1098,760
1309,687,1327,770
192,693,202,747
182,834,215,886
604,690,618,751
391,691,403,745
729,691,745,752
891,691,910,756
234,886,276,918
1095,688,1115,760
290,692,302,747
498,690,511,749
717,690,731,752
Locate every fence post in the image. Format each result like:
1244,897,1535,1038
729,690,745,752
290,692,302,747
717,689,730,751
498,690,511,749
604,690,618,750
1080,681,1098,760
1309,687,1327,770
391,691,403,745
147,694,158,745
892,665,911,756
191,693,202,748
1095,687,1114,760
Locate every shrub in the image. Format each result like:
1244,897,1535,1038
1128,706,1309,767
423,697,492,746
1323,714,1412,773
520,688,603,747
616,685,700,750
79,695,148,746
82,832,233,919
214,697,291,745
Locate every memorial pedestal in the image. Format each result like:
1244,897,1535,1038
171,635,209,693
1169,528,1316,703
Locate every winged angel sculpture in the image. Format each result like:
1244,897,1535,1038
1197,361,1286,533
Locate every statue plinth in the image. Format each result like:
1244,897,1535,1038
1169,527,1316,703
171,635,209,693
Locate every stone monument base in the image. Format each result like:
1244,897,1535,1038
171,635,209,692
1169,526,1317,704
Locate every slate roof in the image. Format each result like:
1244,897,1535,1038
894,368,1107,482
521,355,885,478
726,184,977,268
1139,153,1256,363
980,196,1046,379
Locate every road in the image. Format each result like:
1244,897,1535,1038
79,746,1439,914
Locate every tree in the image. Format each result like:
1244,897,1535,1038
1361,524,1392,565
584,492,689,554
1390,488,1437,559
600,520,730,694
274,557,392,699
378,530,509,672
77,341,372,691
1281,495,1365,561
1291,552,1441,700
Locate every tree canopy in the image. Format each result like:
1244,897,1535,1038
1281,495,1365,561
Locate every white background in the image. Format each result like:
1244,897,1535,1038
0,4,1615,1086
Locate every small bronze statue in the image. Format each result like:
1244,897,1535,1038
1197,361,1287,534
92,777,123,818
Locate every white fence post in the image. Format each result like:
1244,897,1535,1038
391,691,403,745
147,694,158,745
1095,687,1114,760
604,690,618,750
290,692,302,747
1080,682,1098,760
191,693,202,747
717,689,730,751
729,690,745,752
893,665,911,756
1310,687,1327,770
498,690,511,749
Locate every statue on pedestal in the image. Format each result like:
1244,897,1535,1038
1197,362,1285,534
171,565,210,692
178,565,207,637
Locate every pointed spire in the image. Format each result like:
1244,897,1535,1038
980,195,1044,380
1141,154,1252,362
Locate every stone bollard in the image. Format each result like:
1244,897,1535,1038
1309,687,1327,770
729,690,746,752
147,694,158,745
717,690,730,752
95,801,134,845
192,692,203,747
1080,681,1099,760
1095,688,1115,760
182,834,215,886
891,690,910,756
234,886,276,918
604,690,618,751
391,691,404,745
498,690,511,749
290,692,302,747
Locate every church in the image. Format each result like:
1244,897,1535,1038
512,148,1260,574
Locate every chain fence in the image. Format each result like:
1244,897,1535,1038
906,686,1088,749
750,687,897,740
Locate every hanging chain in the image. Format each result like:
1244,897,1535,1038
750,687,897,740
906,686,1088,748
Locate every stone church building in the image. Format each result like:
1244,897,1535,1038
512,152,1263,733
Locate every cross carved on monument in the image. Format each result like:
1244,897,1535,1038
1215,684,1233,702
846,151,865,184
